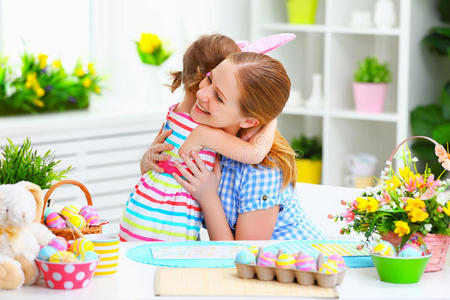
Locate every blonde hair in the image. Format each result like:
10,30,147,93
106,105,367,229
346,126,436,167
169,34,241,95
228,52,297,188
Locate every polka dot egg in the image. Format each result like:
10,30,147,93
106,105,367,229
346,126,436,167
319,260,339,274
327,254,346,270
38,246,58,261
70,238,95,256
257,251,277,267
372,241,396,257
48,237,69,251
276,253,296,269
235,249,256,265
60,205,79,219
45,212,66,229
295,254,316,271
68,214,86,230
49,251,77,263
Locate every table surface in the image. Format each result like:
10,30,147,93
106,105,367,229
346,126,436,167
3,241,450,300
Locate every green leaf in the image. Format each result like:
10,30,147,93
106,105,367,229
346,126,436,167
440,81,450,119
410,104,445,137
438,0,450,23
432,123,450,145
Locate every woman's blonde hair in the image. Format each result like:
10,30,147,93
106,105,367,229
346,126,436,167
169,34,241,95
228,52,297,189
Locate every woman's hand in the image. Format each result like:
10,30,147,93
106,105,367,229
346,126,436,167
140,128,174,174
178,126,204,158
172,152,221,204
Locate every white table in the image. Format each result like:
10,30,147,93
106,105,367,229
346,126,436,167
3,241,450,300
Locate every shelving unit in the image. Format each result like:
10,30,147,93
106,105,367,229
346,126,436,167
250,0,441,186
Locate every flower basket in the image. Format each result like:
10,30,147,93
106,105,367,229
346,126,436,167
382,232,450,272
41,179,103,241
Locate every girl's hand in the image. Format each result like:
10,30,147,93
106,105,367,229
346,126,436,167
140,128,174,174
178,127,204,158
172,152,221,204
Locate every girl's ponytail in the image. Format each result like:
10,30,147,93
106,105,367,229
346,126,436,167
169,71,182,93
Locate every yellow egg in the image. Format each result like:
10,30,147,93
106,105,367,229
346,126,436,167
68,214,86,230
49,251,77,263
70,238,95,256
60,205,79,219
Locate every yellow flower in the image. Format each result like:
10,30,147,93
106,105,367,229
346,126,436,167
385,175,401,191
138,33,161,54
32,99,44,108
25,72,37,88
52,59,62,69
94,86,101,94
75,68,85,77
35,87,45,98
405,198,425,212
366,197,379,213
82,78,92,88
442,202,450,216
399,166,414,182
394,220,410,237
38,54,48,69
88,63,96,75
408,208,429,222
356,197,368,212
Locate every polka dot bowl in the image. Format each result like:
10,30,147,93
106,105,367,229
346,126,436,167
35,258,99,290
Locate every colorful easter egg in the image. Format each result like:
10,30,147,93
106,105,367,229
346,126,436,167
372,241,396,257
319,260,339,274
60,205,79,219
45,211,66,229
398,243,422,258
295,254,316,271
77,250,99,262
327,254,346,270
235,249,256,265
276,253,296,269
82,211,100,226
79,205,95,216
68,214,86,230
49,251,77,263
38,246,58,261
70,238,95,256
257,252,277,267
44,207,53,220
248,246,259,257
47,236,68,251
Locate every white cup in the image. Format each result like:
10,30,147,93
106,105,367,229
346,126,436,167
349,11,372,27
346,153,378,176
344,175,374,188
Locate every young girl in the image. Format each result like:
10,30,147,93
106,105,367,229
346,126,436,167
172,52,324,240
119,34,283,242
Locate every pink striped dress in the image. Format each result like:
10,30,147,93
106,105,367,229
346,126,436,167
118,104,216,242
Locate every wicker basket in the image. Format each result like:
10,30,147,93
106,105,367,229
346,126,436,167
41,179,102,241
382,232,450,272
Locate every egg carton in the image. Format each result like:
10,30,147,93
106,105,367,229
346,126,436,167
235,253,346,288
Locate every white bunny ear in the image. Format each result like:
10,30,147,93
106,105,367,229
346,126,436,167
243,33,296,54
236,40,250,51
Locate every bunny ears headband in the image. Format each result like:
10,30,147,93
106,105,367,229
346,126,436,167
236,33,296,54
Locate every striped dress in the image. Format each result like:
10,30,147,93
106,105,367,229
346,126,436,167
118,104,216,242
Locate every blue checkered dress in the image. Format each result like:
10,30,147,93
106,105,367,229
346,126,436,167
218,156,324,240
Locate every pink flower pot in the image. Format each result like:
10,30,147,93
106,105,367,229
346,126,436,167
353,83,387,113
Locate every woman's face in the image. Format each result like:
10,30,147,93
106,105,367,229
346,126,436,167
190,59,258,135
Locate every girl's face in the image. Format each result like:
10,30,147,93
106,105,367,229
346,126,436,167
190,59,259,135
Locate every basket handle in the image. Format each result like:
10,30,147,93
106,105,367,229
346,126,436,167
387,136,439,166
41,179,93,224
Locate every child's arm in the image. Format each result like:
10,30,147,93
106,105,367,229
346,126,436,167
178,119,277,164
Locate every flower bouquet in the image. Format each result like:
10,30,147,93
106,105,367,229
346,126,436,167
136,33,172,66
333,136,450,271
0,53,103,115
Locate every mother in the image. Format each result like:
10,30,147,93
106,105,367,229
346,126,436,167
144,52,323,240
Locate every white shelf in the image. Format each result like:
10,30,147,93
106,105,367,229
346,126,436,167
261,23,400,36
262,23,326,33
331,27,400,36
282,106,325,117
329,110,398,122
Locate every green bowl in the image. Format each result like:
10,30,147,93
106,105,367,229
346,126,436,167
371,254,431,284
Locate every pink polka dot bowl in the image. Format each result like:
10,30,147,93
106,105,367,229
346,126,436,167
35,258,99,290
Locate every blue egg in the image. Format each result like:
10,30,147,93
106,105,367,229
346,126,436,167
234,249,256,265
398,246,422,258
38,246,57,261
78,250,99,262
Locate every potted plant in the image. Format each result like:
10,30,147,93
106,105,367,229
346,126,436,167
0,138,71,190
353,56,391,113
333,137,450,272
286,0,319,24
291,134,322,184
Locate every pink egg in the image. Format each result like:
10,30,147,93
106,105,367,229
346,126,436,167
295,254,316,271
257,252,276,267
45,212,66,229
83,211,100,225
327,254,346,269
48,236,68,251
79,205,96,216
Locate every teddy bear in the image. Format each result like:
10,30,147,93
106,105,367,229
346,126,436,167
0,181,55,290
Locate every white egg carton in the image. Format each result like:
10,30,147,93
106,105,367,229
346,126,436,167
235,252,346,288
